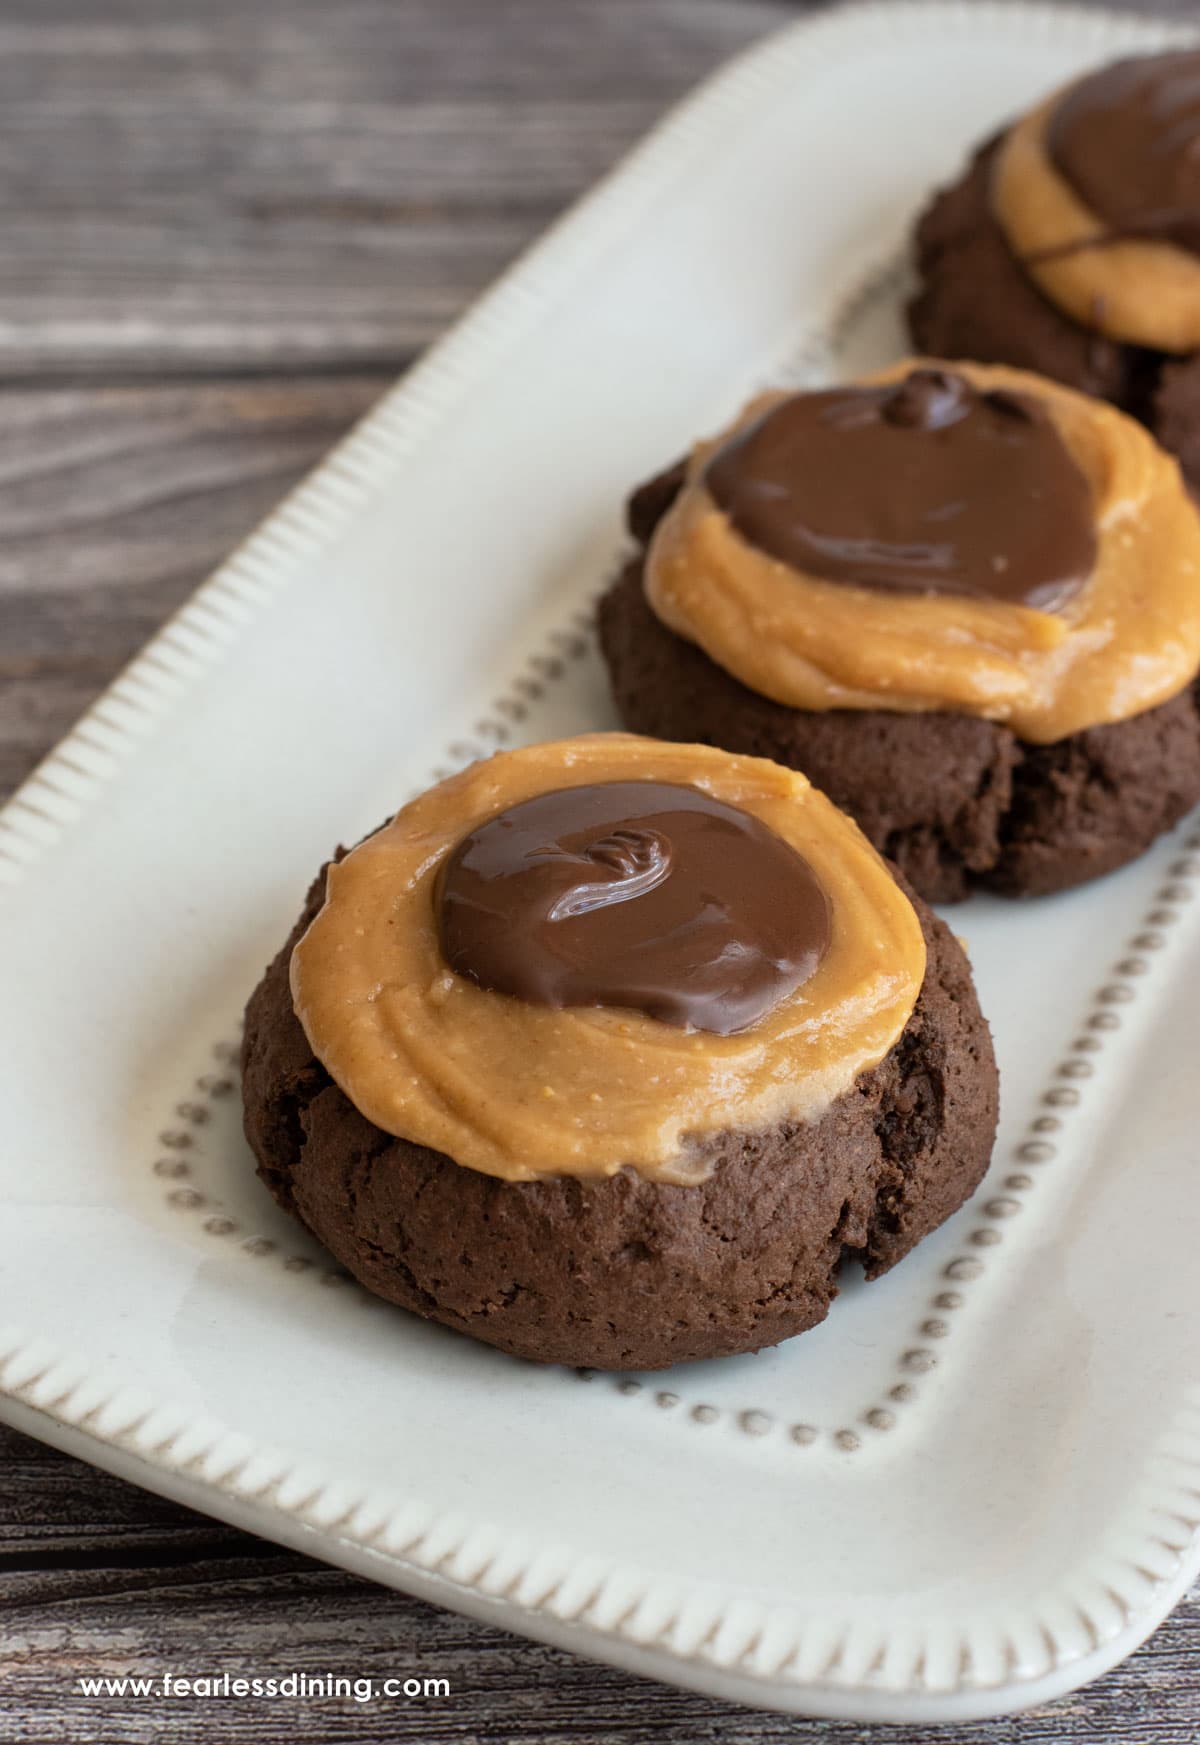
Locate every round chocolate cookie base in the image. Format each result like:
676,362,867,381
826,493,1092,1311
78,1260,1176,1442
242,870,997,1372
599,559,1200,903
906,136,1200,493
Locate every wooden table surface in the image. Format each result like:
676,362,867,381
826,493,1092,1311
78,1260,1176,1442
3,2,1198,1740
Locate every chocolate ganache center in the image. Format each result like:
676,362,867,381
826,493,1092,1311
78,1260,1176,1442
437,781,831,1035
704,369,1096,611
1048,50,1200,254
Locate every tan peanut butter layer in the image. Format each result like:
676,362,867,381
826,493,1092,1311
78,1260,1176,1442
290,735,925,1185
993,61,1200,353
643,359,1200,745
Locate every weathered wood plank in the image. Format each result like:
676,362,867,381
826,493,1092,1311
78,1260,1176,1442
0,374,384,797
0,0,793,376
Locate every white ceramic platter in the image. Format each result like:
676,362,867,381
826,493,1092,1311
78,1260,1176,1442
3,1,1200,1724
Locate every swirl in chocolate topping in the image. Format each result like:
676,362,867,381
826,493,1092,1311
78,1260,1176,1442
437,780,831,1035
1047,50,1200,254
703,369,1096,611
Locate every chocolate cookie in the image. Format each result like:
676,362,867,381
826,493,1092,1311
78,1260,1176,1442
242,863,996,1371
908,137,1200,490
600,471,1200,903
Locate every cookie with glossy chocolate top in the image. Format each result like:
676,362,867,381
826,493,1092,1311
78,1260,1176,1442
242,862,996,1371
1047,52,1200,255
909,129,1200,490
599,475,1200,903
643,361,1200,747
292,737,923,1184
704,369,1094,609
438,780,831,1035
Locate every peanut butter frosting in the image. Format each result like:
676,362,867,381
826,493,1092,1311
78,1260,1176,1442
290,735,926,1185
993,52,1200,353
643,359,1200,745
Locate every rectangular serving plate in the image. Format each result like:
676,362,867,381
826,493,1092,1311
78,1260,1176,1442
3,2,1200,1724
